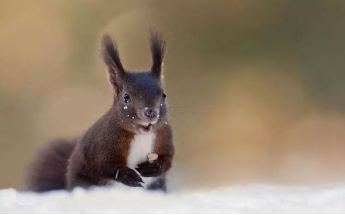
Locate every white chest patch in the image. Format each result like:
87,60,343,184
126,133,157,187
127,133,156,169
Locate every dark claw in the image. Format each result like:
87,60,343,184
116,167,144,188
133,173,144,183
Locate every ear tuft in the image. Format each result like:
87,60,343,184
149,29,166,79
101,33,125,93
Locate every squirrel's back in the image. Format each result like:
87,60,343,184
27,139,76,192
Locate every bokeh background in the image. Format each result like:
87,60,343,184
0,0,344,191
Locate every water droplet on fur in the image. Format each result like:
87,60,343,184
132,116,135,119
165,122,168,124
126,115,129,117
144,107,148,110
124,106,128,110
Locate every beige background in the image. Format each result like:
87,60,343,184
0,0,345,191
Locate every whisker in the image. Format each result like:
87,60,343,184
167,105,216,111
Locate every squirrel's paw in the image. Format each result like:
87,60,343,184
136,160,162,177
115,167,144,187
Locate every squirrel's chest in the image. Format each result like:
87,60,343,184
126,133,156,169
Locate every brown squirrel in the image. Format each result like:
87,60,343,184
27,30,174,192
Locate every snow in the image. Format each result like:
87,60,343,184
1,185,345,213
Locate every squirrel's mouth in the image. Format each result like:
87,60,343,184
138,123,153,134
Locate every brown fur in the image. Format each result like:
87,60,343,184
27,30,174,192
66,109,135,189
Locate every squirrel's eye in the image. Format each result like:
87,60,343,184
124,94,131,103
162,93,167,102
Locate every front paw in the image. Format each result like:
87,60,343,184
135,160,162,177
115,166,144,187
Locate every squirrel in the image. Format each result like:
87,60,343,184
27,30,175,192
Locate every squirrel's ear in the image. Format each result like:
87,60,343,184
149,29,166,80
101,34,125,94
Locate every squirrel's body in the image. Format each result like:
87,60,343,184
27,30,174,192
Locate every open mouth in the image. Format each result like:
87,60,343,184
138,123,153,134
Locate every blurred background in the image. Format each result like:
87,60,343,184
0,0,345,191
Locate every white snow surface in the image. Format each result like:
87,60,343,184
1,185,345,213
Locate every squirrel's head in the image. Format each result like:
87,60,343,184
101,30,168,135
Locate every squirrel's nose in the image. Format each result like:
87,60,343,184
144,109,157,119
